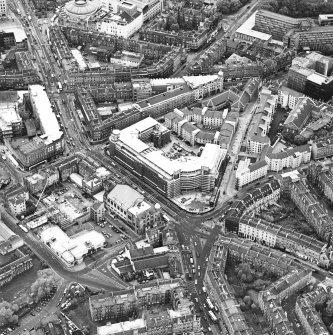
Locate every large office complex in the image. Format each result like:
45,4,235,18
109,117,226,198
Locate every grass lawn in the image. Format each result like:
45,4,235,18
0,255,44,302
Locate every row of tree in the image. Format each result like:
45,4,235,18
217,0,251,15
261,0,333,18
31,269,57,301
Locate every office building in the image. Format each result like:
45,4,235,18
24,166,60,194
105,184,161,234
109,117,226,198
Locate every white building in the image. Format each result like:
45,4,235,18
278,86,305,110
105,184,161,234
247,88,278,154
0,0,7,17
0,220,24,255
264,144,311,172
96,10,143,38
235,11,272,44
109,117,227,198
110,50,144,67
235,159,268,189
40,225,105,267
101,0,162,22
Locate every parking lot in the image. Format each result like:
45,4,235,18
90,219,130,248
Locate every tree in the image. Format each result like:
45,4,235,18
0,301,19,325
294,135,307,146
279,6,289,16
170,23,180,31
31,269,57,301
326,297,333,316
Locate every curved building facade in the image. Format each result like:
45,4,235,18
109,117,227,198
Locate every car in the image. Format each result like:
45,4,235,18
194,298,199,303
194,279,198,285
198,272,201,277
205,257,209,262
197,265,201,270
30,312,35,316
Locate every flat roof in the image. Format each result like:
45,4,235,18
236,11,271,41
107,184,144,210
97,319,146,335
29,85,62,143
307,73,327,85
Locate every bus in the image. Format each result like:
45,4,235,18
206,298,214,310
163,214,170,222
208,310,217,323
57,82,62,91
19,225,28,233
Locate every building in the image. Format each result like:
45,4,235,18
0,32,15,50
312,135,333,160
319,14,333,26
278,86,305,110
255,10,314,41
0,220,24,255
235,11,272,44
90,201,105,222
0,69,40,90
284,25,333,52
101,0,163,22
0,0,7,17
227,179,281,218
52,155,79,181
0,247,32,287
132,78,152,101
225,215,333,268
263,144,311,172
8,85,64,170
4,183,29,217
295,278,332,335
24,166,60,194
287,59,333,102
0,91,23,139
281,174,333,241
110,50,144,67
105,184,161,234
258,268,312,335
283,97,315,134
109,117,227,198
235,159,268,189
246,89,278,154
96,9,143,39
40,225,105,267
90,279,200,334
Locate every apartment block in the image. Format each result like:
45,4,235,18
278,86,305,110
255,10,314,41
246,89,278,154
295,278,332,335
225,215,333,268
312,135,333,160
227,179,281,218
90,279,184,321
235,159,268,189
263,144,311,172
